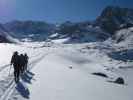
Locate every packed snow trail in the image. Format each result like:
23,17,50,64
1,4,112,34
0,52,50,100
0,43,51,100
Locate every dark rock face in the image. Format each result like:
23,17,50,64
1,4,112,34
55,21,110,43
4,20,55,34
92,72,108,78
96,6,133,34
0,35,11,43
115,77,125,84
57,21,91,35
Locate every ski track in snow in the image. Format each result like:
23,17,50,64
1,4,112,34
0,51,50,100
0,64,10,73
0,79,15,100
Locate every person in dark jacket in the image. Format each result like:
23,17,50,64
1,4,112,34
24,53,29,71
20,54,25,74
10,51,21,83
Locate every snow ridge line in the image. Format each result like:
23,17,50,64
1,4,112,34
0,52,50,100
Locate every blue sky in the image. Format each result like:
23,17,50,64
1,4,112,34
0,0,132,23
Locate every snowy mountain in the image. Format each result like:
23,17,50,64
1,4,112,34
113,27,133,47
3,20,56,41
1,20,110,43
1,6,133,44
0,24,17,43
96,6,133,34
48,21,110,43
50,6,133,43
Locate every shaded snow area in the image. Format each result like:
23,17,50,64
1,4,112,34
0,42,132,100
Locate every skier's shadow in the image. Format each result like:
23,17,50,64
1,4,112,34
15,82,30,99
15,71,35,99
21,71,35,84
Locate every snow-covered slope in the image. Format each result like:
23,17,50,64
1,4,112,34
113,27,133,47
0,42,132,100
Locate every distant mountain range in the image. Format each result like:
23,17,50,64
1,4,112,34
2,20,56,41
0,6,133,43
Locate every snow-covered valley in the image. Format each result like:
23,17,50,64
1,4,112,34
0,41,132,100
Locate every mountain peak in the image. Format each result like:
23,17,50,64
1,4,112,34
96,6,133,34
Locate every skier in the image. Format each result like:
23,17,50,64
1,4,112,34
20,54,25,74
24,53,29,71
10,51,21,83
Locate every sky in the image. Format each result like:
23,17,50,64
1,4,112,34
0,0,133,23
